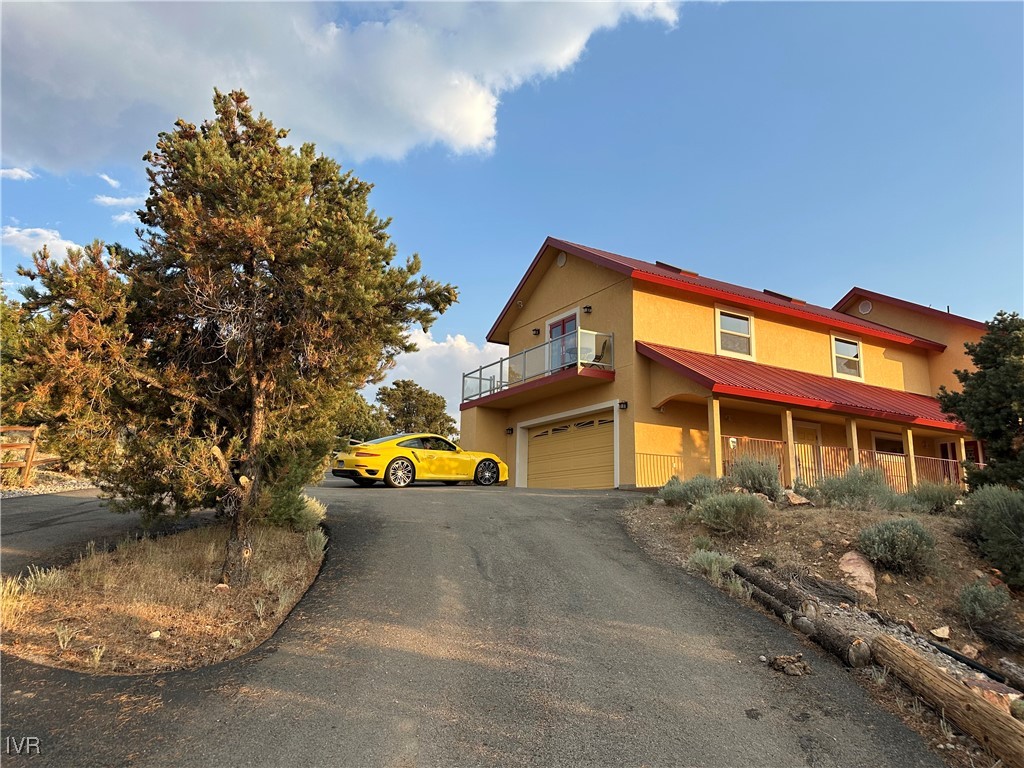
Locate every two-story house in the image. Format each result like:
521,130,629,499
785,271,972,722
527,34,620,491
459,237,986,491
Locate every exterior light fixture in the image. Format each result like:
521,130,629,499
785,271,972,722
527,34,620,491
619,401,628,410
583,305,592,314
505,428,514,435
532,328,541,336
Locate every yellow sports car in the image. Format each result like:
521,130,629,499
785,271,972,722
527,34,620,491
332,433,508,488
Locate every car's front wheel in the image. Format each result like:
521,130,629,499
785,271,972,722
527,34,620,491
384,457,415,488
474,459,499,486
352,477,377,488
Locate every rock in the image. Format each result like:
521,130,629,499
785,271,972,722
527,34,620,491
903,593,919,606
923,575,935,586
769,653,811,676
930,625,950,640
840,538,851,547
880,573,894,585
811,540,824,550
214,583,230,592
652,498,667,507
753,492,773,506
783,489,812,506
148,631,161,640
959,644,980,660
838,550,877,605
973,569,987,579
963,678,1022,716
758,655,768,663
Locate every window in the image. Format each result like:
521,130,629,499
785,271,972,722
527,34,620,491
716,307,754,358
832,335,863,380
873,433,904,454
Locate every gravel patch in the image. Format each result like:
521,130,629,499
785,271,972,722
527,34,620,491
1,471,96,499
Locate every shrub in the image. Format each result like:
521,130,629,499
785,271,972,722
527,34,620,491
816,466,894,509
268,492,327,532
304,528,328,561
693,493,767,537
659,475,726,508
727,456,782,501
691,535,714,551
687,549,735,584
963,485,1024,587
857,518,935,576
957,582,1010,629
908,482,962,516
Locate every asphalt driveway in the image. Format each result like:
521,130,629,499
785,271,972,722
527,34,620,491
1,480,940,767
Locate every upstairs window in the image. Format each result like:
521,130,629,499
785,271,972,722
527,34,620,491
716,307,754,359
832,335,863,380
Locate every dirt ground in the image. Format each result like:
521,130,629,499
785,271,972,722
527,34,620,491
621,496,1023,768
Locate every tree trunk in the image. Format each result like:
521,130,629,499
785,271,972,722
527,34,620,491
219,494,253,586
873,635,1024,768
733,563,821,621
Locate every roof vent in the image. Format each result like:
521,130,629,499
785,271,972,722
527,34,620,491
656,260,699,277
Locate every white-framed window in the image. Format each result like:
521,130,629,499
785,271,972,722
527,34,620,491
715,307,755,359
832,334,863,381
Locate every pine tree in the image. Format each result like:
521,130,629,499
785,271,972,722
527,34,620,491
376,379,458,439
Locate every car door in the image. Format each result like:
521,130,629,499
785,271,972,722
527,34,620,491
430,438,475,479
398,438,440,480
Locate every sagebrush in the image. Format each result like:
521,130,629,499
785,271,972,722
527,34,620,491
957,582,1010,629
693,493,767,537
962,485,1024,587
815,466,894,509
727,456,782,501
659,475,726,508
857,518,935,576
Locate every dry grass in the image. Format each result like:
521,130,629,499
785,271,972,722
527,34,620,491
0,523,324,673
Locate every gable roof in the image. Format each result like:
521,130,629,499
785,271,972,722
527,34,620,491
488,237,946,352
832,287,988,331
637,341,964,431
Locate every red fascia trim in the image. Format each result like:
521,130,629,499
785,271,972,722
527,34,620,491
710,384,965,432
633,271,946,352
832,287,987,331
459,366,615,411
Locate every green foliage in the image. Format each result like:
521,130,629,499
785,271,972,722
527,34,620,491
336,391,387,445
908,482,962,516
816,466,895,509
726,456,782,501
693,493,767,537
13,90,456,576
687,549,736,584
266,492,326,533
962,485,1024,587
375,379,457,439
691,535,714,551
857,519,935,577
938,311,1024,490
957,582,1010,629
659,474,726,508
304,528,328,561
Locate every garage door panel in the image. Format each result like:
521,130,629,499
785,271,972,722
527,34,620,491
527,413,614,489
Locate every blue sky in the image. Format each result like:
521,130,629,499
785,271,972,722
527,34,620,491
2,2,1021,416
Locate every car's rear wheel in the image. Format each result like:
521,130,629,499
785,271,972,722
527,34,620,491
384,457,415,488
474,459,499,486
352,478,377,488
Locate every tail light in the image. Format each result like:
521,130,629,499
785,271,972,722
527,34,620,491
355,451,379,458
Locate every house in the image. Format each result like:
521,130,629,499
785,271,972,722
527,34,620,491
459,237,987,491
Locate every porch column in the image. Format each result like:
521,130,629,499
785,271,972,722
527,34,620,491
957,436,968,489
846,418,860,466
707,395,723,478
902,426,918,490
780,408,796,488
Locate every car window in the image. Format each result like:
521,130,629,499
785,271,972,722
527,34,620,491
433,438,457,452
397,438,424,449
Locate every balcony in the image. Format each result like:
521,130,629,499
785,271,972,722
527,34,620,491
461,329,614,407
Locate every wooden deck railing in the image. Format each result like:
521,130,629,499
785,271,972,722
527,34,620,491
0,425,50,488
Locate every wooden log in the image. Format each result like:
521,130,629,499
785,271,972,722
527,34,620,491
733,563,821,621
747,583,815,636
999,657,1024,694
873,635,1024,768
814,621,873,667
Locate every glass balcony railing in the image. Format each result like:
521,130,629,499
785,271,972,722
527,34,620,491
462,329,614,403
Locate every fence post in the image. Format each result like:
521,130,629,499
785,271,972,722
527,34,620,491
20,426,42,488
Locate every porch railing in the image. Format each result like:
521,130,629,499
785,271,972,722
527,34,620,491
635,452,685,489
461,329,613,403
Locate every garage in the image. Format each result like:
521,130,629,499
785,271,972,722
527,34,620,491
526,412,615,489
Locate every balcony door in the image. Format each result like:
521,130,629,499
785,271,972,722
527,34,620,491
548,314,578,371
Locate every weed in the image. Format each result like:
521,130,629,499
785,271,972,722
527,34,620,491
252,597,267,623
90,645,106,668
687,549,736,585
55,623,79,650
691,535,714,552
0,577,26,630
939,717,956,741
868,665,889,687
276,587,297,617
304,528,328,561
857,519,935,577
1012,699,1024,721
727,456,783,501
911,697,924,717
23,565,69,594
660,474,728,508
723,573,753,600
693,493,768,537
957,582,1010,629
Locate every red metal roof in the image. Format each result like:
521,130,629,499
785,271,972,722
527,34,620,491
637,341,965,432
488,237,946,351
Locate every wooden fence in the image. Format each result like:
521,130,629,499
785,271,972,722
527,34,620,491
0,425,51,488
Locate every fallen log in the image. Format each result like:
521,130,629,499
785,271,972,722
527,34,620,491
814,621,873,668
873,635,1024,768
747,583,815,636
999,657,1024,694
732,563,821,621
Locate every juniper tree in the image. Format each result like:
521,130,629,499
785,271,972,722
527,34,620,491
15,90,456,582
375,379,458,439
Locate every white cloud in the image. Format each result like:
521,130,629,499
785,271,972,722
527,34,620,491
94,195,144,207
98,173,121,188
1,225,80,257
112,211,136,225
1,168,35,181
1,2,678,171
363,328,506,424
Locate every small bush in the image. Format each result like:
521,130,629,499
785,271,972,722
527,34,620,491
908,482,962,516
957,582,1010,629
305,528,328,561
727,456,782,501
693,493,767,537
659,475,726,508
691,535,714,551
816,466,894,509
294,494,327,533
687,549,736,584
857,518,935,576
963,485,1024,587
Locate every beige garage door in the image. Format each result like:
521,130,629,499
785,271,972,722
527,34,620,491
527,412,615,489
